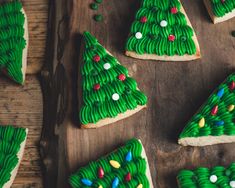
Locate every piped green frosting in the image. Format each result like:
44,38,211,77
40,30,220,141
69,138,150,188
211,0,235,17
0,125,27,187
125,0,197,56
177,163,235,188
79,32,147,125
179,73,235,139
0,0,26,84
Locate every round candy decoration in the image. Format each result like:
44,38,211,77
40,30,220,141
140,16,147,23
221,0,225,3
168,35,175,42
112,93,120,101
118,74,126,81
93,55,101,62
160,20,168,27
230,180,235,188
93,83,101,91
135,32,143,39
209,175,218,183
103,63,111,70
171,7,178,14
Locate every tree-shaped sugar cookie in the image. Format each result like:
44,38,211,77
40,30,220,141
69,138,154,188
79,32,147,128
178,73,235,146
177,163,235,188
125,0,201,61
204,0,235,23
0,0,28,84
0,126,28,188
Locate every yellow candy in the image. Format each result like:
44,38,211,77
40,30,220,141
109,160,121,169
198,118,205,128
137,184,143,188
228,105,235,112
98,186,103,188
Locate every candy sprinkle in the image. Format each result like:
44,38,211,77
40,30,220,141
137,184,143,188
98,167,104,178
112,177,119,188
94,14,103,22
211,105,218,115
125,151,132,162
110,160,121,169
217,88,224,98
198,118,205,128
229,81,235,90
98,186,103,188
215,120,224,126
90,3,98,10
81,178,93,186
228,105,235,112
210,175,217,183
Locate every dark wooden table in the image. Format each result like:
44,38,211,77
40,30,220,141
7,0,235,187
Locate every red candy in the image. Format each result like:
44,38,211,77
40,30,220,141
140,16,147,23
98,167,104,178
118,74,126,81
229,81,235,90
93,83,100,90
221,0,225,3
171,7,178,14
211,105,218,115
125,172,131,182
93,55,100,62
168,35,175,42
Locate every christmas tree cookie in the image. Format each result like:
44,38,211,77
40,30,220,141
125,0,201,61
69,138,154,188
79,32,147,128
177,163,235,188
204,0,235,24
0,125,28,188
0,0,28,84
178,73,235,146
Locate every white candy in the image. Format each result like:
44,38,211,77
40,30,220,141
103,63,111,70
160,20,168,27
135,32,143,39
230,181,235,188
209,175,217,183
112,93,120,101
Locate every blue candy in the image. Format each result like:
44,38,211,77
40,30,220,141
217,88,224,98
215,121,224,126
112,177,119,188
125,151,132,162
81,178,93,186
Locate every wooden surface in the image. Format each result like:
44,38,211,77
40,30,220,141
5,0,235,188
1,0,48,187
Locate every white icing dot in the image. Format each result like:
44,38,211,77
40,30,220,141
230,181,235,188
103,63,111,70
160,20,168,27
135,32,143,39
112,93,120,101
209,175,217,183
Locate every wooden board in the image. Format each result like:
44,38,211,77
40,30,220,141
0,0,48,187
6,0,235,187
62,0,235,188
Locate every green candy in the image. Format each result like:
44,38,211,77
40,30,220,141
94,14,103,22
90,3,98,10
95,0,103,3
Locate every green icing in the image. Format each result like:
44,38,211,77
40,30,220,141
0,0,26,84
211,0,235,17
179,73,235,139
177,163,235,188
80,32,147,125
0,125,27,187
69,138,150,188
125,0,197,56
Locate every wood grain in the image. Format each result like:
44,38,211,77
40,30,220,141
6,0,235,188
0,0,48,187
62,0,235,188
